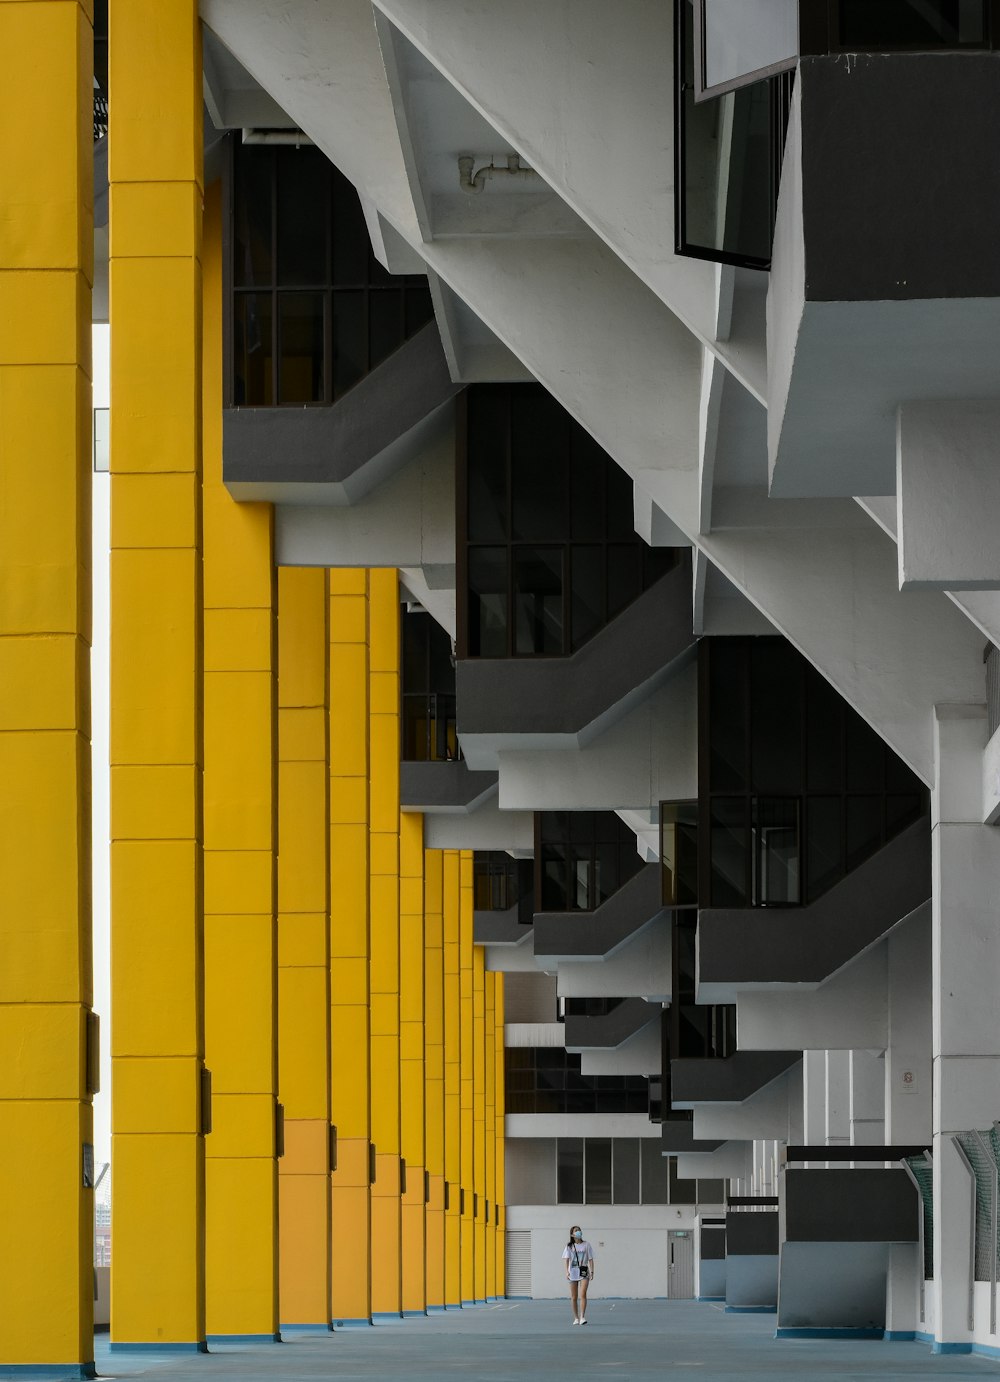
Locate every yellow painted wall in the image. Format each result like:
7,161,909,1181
423,851,446,1310
485,970,497,1300
442,851,462,1306
459,853,475,1304
329,570,372,1324
495,972,507,1297
472,942,487,1303
201,182,279,1341
0,12,95,1366
400,813,427,1314
277,567,332,1327
109,0,207,1348
368,570,402,1318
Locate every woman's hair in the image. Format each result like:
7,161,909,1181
567,1225,581,1247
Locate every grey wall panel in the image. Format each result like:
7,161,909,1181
784,1169,918,1244
504,971,559,1025
726,1254,778,1310
726,1211,779,1256
504,1139,557,1206
777,1241,890,1331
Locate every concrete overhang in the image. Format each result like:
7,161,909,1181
670,1051,801,1111
458,556,695,769
768,54,1000,499
400,759,497,814
224,324,460,504
697,818,930,1004
533,864,666,964
564,997,659,1054
660,1119,724,1156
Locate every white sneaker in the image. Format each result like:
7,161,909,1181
581,1317,588,1325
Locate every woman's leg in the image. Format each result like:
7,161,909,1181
569,1279,579,1321
579,1278,589,1321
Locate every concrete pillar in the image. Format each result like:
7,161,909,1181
459,853,476,1304
443,851,463,1307
329,571,373,1325
473,944,488,1303
825,1050,850,1157
202,183,279,1344
0,2,94,1370
494,972,507,1297
423,850,447,1310
276,568,332,1330
931,705,998,1349
400,813,427,1316
109,0,206,1349
849,1050,885,1152
369,570,403,1321
885,906,933,1145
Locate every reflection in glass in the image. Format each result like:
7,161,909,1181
557,1139,584,1204
641,1140,669,1204
586,1139,613,1205
613,1139,640,1205
277,152,327,285
468,547,508,657
752,797,800,905
278,293,324,403
710,798,747,906
234,293,273,405
514,547,563,654
702,0,798,92
838,0,986,49
661,802,699,907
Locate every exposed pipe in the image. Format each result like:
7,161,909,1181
458,152,538,194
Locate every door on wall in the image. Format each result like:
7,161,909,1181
506,1230,532,1298
667,1230,695,1299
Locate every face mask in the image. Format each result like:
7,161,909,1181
574,1231,583,1241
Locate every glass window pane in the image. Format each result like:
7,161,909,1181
641,1140,669,1204
752,797,800,906
557,1139,584,1204
887,793,923,837
234,148,273,287
332,290,365,399
331,169,369,284
278,293,325,404
405,281,434,335
807,795,843,902
607,544,642,620
370,289,403,370
571,546,603,651
542,849,570,911
605,461,636,540
846,795,882,871
612,1140,640,1205
277,149,327,285
846,714,883,792
806,668,843,792
402,611,429,695
514,547,563,655
662,802,699,907
511,392,568,541
702,0,798,91
468,392,509,542
709,798,747,906
586,1139,613,1205
709,642,747,791
838,0,986,48
751,640,802,794
468,547,508,657
571,432,605,540
233,293,273,405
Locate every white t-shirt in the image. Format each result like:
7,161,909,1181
562,1239,594,1281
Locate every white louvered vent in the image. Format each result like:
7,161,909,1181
505,1230,532,1297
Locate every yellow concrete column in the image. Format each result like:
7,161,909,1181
473,944,487,1304
400,813,427,1315
109,0,207,1350
0,2,94,1371
494,973,507,1298
329,570,372,1325
201,183,279,1343
277,567,332,1329
485,970,497,1301
442,851,462,1308
459,852,475,1305
423,850,446,1311
369,568,402,1320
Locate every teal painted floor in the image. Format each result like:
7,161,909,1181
80,1302,1000,1381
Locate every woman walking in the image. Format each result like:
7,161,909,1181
562,1224,596,1324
